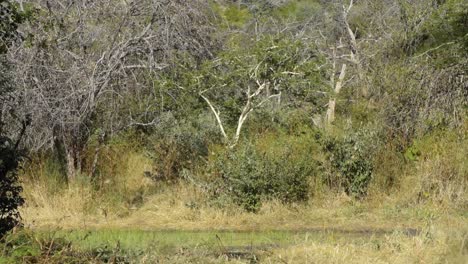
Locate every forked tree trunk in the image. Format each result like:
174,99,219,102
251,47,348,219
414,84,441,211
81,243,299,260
201,82,279,149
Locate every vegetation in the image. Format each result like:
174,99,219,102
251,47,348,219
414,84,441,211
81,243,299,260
1,226,466,264
0,0,466,262
0,136,24,237
0,0,27,237
321,129,377,197
212,142,315,211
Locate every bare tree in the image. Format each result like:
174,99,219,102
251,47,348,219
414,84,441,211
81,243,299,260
321,0,366,126
8,0,218,181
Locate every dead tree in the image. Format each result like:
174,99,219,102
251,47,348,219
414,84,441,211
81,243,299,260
9,0,218,181
324,0,362,126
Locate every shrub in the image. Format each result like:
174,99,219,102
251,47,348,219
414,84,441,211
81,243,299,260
321,130,378,197
0,137,24,237
145,113,221,182
212,143,314,212
0,1,26,237
379,62,467,146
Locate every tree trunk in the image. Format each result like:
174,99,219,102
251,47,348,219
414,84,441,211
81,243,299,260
90,132,105,180
326,63,347,126
326,99,337,126
63,137,82,182
0,110,3,135
65,147,76,182
90,146,100,180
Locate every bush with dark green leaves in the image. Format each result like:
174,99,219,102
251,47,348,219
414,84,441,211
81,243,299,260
322,130,378,197
0,137,24,237
1,0,26,237
213,144,314,212
0,0,26,53
143,113,221,182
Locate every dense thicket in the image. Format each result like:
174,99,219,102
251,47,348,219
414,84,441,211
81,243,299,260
3,0,467,211
0,0,26,236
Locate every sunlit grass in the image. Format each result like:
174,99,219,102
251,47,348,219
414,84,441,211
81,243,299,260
3,225,465,263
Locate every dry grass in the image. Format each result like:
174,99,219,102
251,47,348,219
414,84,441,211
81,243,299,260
390,131,468,215
19,178,467,263
20,182,96,228
20,180,465,232
16,133,468,263
15,202,468,263
20,148,466,230
266,227,468,264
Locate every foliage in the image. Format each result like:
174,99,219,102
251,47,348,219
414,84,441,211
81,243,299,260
0,0,27,53
212,143,315,212
0,137,24,237
200,35,325,133
154,34,326,148
8,0,220,181
379,61,467,144
144,112,221,182
417,0,468,57
221,3,252,28
2,0,467,227
0,0,26,238
321,129,378,197
272,0,322,21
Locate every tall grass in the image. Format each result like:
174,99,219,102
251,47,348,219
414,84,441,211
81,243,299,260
267,226,468,264
17,122,467,233
19,143,155,227
397,128,467,209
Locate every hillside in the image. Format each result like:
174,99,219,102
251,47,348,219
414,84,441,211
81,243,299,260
1,0,467,263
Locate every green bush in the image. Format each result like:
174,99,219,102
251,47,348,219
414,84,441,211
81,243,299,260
145,113,221,182
0,1,26,238
0,137,24,237
212,143,314,212
321,130,378,197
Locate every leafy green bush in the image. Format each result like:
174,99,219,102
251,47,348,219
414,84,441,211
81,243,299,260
212,143,314,212
413,0,468,58
145,113,221,182
0,1,27,238
0,137,24,237
321,130,378,197
273,0,322,21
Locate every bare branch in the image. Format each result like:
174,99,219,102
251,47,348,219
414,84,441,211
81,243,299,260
200,94,228,141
